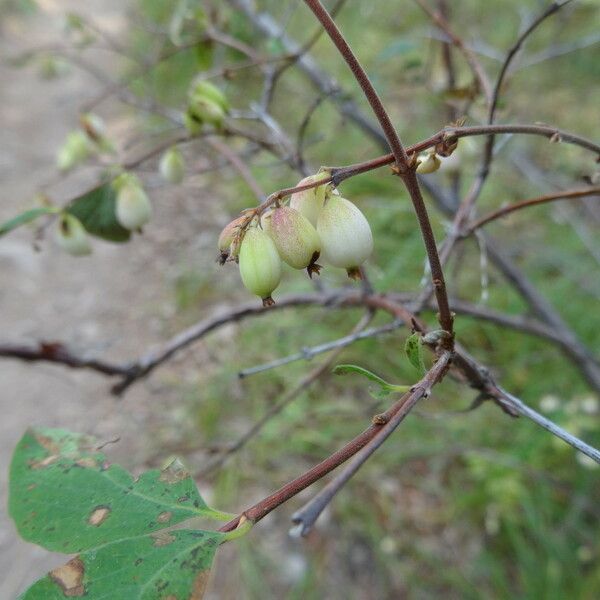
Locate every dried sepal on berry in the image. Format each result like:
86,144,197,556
268,206,322,277
316,196,373,279
239,225,282,306
438,137,478,173
217,216,246,264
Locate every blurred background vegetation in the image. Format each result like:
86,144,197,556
2,0,599,598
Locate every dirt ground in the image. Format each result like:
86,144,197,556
0,2,234,596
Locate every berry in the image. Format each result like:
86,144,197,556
189,79,230,113
159,147,186,184
317,196,373,279
115,177,152,231
189,97,226,128
187,79,228,129
289,172,330,226
56,131,91,172
268,206,321,276
239,226,282,306
183,110,203,135
416,151,441,174
55,214,92,256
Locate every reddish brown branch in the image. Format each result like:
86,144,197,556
464,187,600,234
0,342,129,377
303,0,454,337
219,351,453,532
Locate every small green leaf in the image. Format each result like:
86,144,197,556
20,529,224,600
9,428,228,554
405,332,425,374
333,364,392,388
334,364,410,400
67,182,131,242
0,207,56,237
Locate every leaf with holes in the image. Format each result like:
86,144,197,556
67,182,131,242
20,529,224,600
9,428,241,599
405,332,425,374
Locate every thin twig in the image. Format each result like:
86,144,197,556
206,137,265,201
477,1,575,205
237,319,403,379
414,0,494,104
0,342,129,377
492,388,600,464
291,367,437,535
199,310,374,476
219,352,453,532
463,187,600,234
304,0,455,336
424,182,600,394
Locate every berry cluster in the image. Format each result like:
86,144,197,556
54,174,153,256
184,79,230,133
218,173,374,306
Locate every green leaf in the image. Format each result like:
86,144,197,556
20,529,224,600
67,183,131,242
334,364,410,400
0,207,56,237
9,428,229,554
10,428,238,599
333,364,392,388
405,332,425,374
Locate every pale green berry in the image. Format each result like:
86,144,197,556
289,172,330,226
183,110,203,135
159,147,186,184
55,214,92,256
189,79,230,113
416,151,441,174
317,196,373,280
188,97,226,128
268,206,321,276
239,226,282,306
56,131,91,171
116,180,152,231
